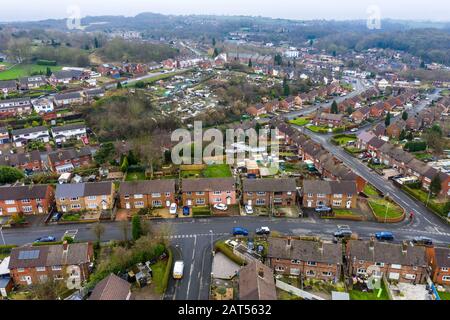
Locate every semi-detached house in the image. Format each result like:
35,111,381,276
119,180,176,209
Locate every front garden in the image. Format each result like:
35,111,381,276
289,117,311,127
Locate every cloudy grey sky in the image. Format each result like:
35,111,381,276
1,0,449,22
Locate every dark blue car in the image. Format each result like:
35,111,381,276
34,236,56,243
375,232,394,241
232,227,249,236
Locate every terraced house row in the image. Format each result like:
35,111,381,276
267,237,450,286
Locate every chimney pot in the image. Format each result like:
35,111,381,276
258,268,264,278
63,240,68,251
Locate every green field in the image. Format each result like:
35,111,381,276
364,184,380,197
349,286,389,300
289,117,310,126
306,125,330,133
0,64,63,80
192,206,212,217
438,291,450,300
332,134,357,146
151,260,169,294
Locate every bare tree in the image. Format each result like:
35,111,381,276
119,220,130,243
29,277,66,300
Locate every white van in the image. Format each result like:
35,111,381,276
173,261,184,280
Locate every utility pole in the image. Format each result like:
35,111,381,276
209,230,214,256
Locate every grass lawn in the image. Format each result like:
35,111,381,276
181,170,202,179
349,287,389,300
438,291,450,300
333,209,361,217
332,134,357,146
364,184,380,197
441,89,450,96
202,164,232,178
289,117,310,126
0,64,63,80
126,170,147,181
151,260,169,294
61,213,81,221
413,152,433,161
368,199,404,219
402,186,447,216
306,125,330,133
192,206,212,217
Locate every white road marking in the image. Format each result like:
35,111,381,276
186,235,197,298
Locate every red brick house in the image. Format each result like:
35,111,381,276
242,178,297,207
8,242,94,288
119,180,176,210
0,150,43,172
427,247,450,286
346,240,428,284
47,147,93,173
181,178,237,207
313,113,344,128
0,184,54,216
267,237,342,281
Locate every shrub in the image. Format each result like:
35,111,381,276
214,241,246,265
0,245,17,254
161,248,173,294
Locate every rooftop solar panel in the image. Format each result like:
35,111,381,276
18,250,40,260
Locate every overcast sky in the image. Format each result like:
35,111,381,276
1,0,449,22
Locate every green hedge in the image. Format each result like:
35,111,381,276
32,241,64,247
0,245,17,254
37,59,57,66
214,241,246,266
161,248,173,294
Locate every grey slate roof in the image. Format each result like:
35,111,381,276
12,126,49,136
55,182,112,199
303,180,357,195
239,260,276,300
119,180,176,195
48,147,92,163
434,247,450,268
51,123,86,133
0,185,49,201
242,178,297,192
89,274,131,300
268,237,343,265
182,178,235,192
347,240,427,266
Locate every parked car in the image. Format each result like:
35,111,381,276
50,212,62,222
225,239,239,248
412,236,433,246
244,205,254,215
256,227,271,235
334,229,353,239
232,227,249,236
169,203,178,215
350,128,358,133
34,236,56,243
182,206,190,216
213,203,228,211
315,206,332,213
375,232,394,241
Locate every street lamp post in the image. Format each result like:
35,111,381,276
0,226,5,245
426,188,432,207
209,230,214,256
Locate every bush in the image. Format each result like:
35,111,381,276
405,141,427,152
36,59,57,66
33,241,63,247
0,245,17,254
161,248,173,294
214,241,246,265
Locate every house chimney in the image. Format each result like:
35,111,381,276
318,240,324,253
402,241,408,254
258,267,264,278
369,237,375,251
286,237,292,248
63,240,69,252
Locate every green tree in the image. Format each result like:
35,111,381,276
212,38,216,46
346,106,354,115
248,59,252,68
330,100,339,114
94,142,116,165
402,111,408,121
213,48,219,58
121,156,129,173
283,77,290,96
0,166,25,184
399,129,406,141
420,60,426,69
132,215,142,241
385,112,392,126
46,67,52,77
274,54,283,65
94,37,99,49
430,174,442,195
117,82,123,89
